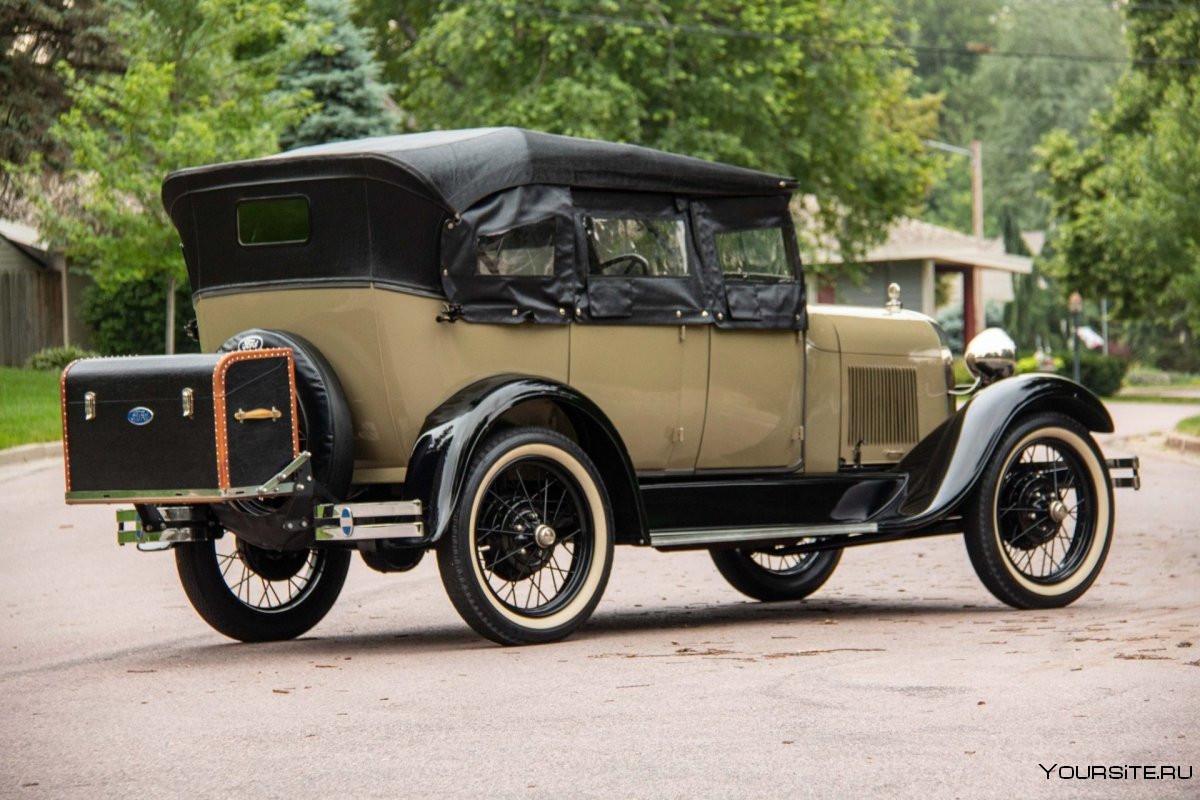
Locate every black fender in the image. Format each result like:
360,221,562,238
405,375,648,545
885,373,1113,532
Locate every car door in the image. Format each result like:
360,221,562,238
568,191,711,472
691,196,807,471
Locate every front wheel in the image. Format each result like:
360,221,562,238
710,542,842,602
175,536,350,642
437,427,614,645
963,413,1113,609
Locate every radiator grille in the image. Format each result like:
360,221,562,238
847,366,919,445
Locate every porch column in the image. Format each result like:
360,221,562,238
962,266,981,341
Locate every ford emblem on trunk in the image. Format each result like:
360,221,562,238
238,335,263,351
127,407,154,426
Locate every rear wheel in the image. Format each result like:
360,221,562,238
177,329,355,641
437,427,614,645
175,537,350,642
963,413,1113,609
710,542,842,602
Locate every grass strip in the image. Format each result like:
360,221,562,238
0,367,62,449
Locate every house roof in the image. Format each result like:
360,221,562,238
163,127,797,215
865,218,1033,274
0,219,52,268
795,197,1034,275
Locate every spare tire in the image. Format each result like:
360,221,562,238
219,328,353,500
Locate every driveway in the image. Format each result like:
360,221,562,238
1,403,1196,798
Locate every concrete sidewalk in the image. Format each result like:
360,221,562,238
1118,385,1200,401
0,441,62,467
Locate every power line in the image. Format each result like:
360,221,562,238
502,4,1200,67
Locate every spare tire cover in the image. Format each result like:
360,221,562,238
219,329,353,499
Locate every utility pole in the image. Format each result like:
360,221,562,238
165,275,176,355
922,138,984,236
923,138,985,341
971,140,983,241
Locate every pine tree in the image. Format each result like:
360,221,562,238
279,0,396,151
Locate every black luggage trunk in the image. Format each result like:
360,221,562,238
62,349,299,502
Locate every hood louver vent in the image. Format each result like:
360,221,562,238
848,366,919,445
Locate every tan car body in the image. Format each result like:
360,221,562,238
59,129,1132,645
197,289,952,481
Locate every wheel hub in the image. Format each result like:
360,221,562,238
235,538,308,581
1003,474,1062,549
534,523,557,548
483,500,555,581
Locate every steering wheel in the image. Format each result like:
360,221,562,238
599,253,650,276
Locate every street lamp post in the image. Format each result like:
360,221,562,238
1069,291,1083,384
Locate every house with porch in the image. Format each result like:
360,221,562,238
801,212,1035,344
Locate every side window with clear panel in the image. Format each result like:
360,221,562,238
476,218,557,276
586,217,688,277
715,227,792,280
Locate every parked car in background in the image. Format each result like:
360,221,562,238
61,129,1140,645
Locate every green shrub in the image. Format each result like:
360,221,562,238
24,345,99,371
1016,355,1063,374
1124,366,1173,387
1076,353,1127,397
81,277,200,356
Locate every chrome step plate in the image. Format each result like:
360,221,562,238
649,522,878,549
314,500,424,542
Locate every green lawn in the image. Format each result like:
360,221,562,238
1178,415,1200,437
0,367,63,449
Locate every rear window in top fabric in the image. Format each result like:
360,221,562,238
237,197,310,246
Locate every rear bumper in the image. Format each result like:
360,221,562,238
1106,456,1140,490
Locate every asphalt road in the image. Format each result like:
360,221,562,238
2,403,1197,799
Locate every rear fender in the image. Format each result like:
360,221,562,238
405,375,647,544
886,374,1112,531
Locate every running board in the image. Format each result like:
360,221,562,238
314,500,424,542
1106,456,1140,490
649,522,878,549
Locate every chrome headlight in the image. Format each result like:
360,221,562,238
964,328,1017,385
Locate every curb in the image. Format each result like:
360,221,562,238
1165,433,1200,456
0,441,62,467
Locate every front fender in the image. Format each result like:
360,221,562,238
404,374,645,543
885,373,1112,531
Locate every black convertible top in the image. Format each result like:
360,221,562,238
162,127,796,214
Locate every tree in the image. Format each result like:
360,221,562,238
1000,207,1065,355
891,0,1000,234
351,0,437,90
969,1,1124,233
31,0,316,354
1037,8,1200,340
391,0,939,273
278,0,396,150
0,0,121,217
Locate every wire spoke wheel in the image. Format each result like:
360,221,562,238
711,539,842,603
995,440,1095,584
474,457,594,616
747,541,822,576
215,536,324,612
175,537,350,642
964,413,1113,610
438,427,613,646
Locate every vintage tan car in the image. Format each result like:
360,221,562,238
61,128,1139,645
